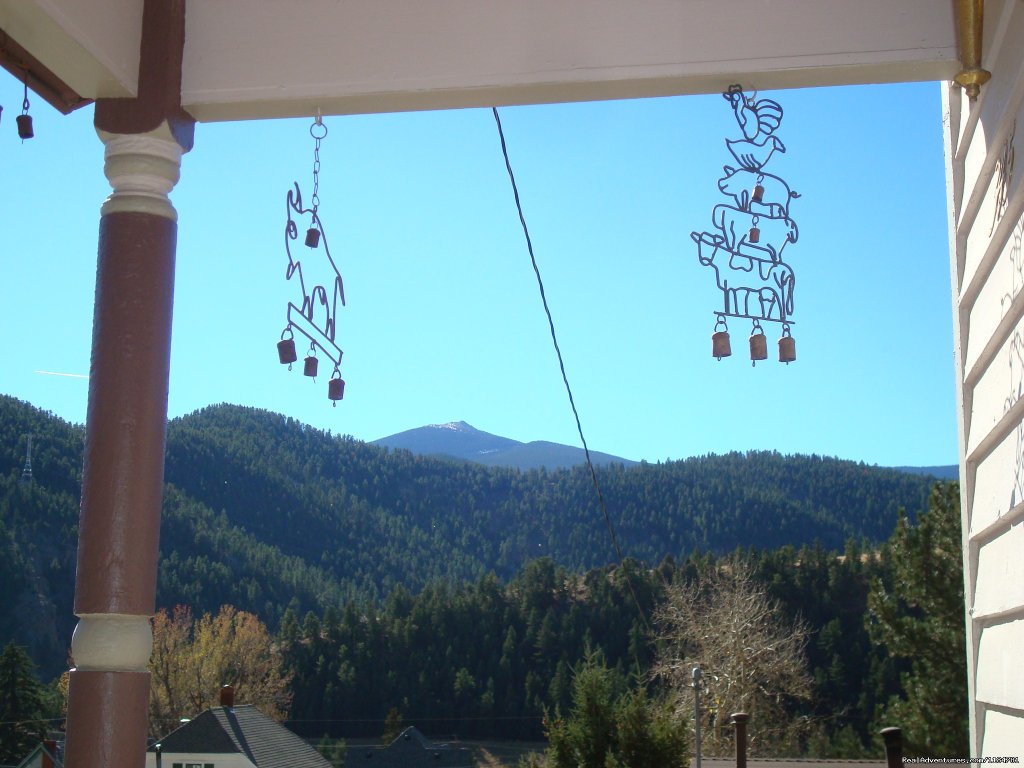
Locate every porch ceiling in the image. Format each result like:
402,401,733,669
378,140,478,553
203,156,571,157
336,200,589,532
2,0,962,122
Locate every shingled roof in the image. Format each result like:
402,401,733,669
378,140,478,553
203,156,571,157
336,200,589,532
354,727,472,768
149,705,330,768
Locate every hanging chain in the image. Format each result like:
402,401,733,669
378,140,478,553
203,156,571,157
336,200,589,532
17,70,34,141
279,108,345,405
310,113,327,220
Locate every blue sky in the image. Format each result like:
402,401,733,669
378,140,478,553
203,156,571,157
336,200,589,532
0,78,957,467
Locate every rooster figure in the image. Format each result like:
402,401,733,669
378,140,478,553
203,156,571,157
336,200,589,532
723,85,785,170
691,84,800,333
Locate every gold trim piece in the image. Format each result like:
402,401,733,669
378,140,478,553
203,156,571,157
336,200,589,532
954,0,992,101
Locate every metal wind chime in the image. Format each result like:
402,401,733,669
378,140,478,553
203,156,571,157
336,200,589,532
276,113,347,404
692,85,799,365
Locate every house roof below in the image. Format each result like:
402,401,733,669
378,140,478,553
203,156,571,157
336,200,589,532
150,705,331,768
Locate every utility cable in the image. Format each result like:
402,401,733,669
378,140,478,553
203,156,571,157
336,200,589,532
491,107,651,635
0,716,66,726
284,715,544,723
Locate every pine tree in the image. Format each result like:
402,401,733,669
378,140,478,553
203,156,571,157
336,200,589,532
0,642,49,765
541,653,687,768
866,482,967,757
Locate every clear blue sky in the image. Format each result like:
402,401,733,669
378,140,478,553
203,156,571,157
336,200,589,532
0,78,957,467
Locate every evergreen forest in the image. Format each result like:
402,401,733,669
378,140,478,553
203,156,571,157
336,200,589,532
0,395,965,758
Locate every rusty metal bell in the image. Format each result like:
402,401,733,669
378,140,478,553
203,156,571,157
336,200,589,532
749,332,768,362
779,334,796,364
328,376,345,405
712,330,732,360
305,227,321,248
303,355,319,377
17,113,33,140
748,226,760,243
277,338,297,365
751,183,764,204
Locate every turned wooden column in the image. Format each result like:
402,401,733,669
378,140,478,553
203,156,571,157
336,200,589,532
63,3,194,767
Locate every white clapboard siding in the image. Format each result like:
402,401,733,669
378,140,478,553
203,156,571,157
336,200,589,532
973,521,1024,617
947,0,1024,757
982,707,1024,757
961,217,1024,391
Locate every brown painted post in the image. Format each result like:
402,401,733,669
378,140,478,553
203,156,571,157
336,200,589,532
63,2,194,768
881,727,903,768
731,712,749,768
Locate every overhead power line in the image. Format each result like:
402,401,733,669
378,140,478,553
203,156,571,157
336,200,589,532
491,107,650,636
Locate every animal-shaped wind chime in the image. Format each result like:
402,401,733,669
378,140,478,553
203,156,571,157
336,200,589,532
693,85,799,365
276,114,347,404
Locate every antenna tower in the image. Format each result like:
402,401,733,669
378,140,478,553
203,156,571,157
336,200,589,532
20,434,33,485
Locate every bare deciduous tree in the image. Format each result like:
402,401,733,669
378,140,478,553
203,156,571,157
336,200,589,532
652,558,811,756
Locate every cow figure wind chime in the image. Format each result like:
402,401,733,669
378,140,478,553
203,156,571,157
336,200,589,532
693,85,799,365
276,114,347,404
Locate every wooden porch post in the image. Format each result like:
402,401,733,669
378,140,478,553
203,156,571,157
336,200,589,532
63,2,194,767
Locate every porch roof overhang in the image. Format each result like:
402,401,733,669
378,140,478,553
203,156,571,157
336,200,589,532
1,0,964,122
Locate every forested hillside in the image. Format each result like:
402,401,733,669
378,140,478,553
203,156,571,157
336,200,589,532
281,543,900,746
1,395,938,681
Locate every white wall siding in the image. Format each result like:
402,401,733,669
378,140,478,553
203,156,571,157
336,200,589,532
982,708,1024,757
975,618,1024,709
947,0,1024,757
965,312,1024,456
968,427,1023,534
962,220,1024,388
973,518,1024,617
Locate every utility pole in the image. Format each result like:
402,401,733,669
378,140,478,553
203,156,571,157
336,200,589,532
693,665,703,768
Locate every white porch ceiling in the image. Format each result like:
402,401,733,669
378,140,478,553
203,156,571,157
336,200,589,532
2,0,964,122
0,0,140,99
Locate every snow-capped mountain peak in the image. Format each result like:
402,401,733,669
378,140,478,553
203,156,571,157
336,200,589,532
374,422,635,470
429,421,478,433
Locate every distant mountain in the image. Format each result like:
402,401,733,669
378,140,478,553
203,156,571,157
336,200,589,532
892,464,959,480
373,421,520,460
1,396,948,678
373,421,636,470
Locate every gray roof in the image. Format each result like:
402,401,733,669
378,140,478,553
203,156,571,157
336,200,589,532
15,741,63,768
150,705,330,768
354,727,472,768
